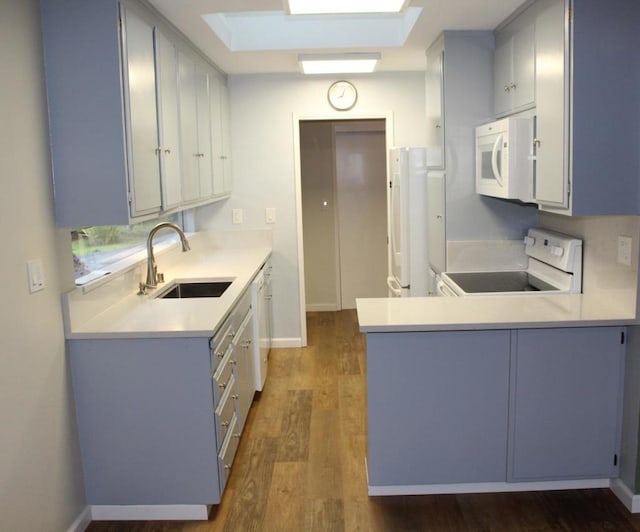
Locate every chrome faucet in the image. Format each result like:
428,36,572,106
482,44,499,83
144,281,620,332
145,222,191,289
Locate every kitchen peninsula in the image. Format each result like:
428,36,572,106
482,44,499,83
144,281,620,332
357,293,636,497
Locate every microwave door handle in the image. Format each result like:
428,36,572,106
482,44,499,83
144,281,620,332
491,134,505,187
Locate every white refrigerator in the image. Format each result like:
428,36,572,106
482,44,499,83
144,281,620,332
387,147,430,297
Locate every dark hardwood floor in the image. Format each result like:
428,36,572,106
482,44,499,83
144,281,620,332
89,310,640,531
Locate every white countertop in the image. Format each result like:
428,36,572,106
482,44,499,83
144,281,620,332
356,293,638,333
64,233,271,340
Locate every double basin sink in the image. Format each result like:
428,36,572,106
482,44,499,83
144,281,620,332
155,280,234,299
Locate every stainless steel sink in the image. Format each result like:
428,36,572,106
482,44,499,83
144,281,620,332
156,280,233,299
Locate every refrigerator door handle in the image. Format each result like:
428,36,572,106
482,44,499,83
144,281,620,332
387,276,403,296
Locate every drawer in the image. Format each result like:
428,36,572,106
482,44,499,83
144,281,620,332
210,320,235,371
218,413,240,492
214,374,236,447
212,345,234,404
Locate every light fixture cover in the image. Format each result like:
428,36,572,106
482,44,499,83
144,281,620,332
298,53,381,74
287,0,407,15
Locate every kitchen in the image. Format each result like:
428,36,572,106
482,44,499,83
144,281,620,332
3,0,640,531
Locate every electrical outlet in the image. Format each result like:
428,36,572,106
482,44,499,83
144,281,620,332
266,208,276,224
617,235,632,266
27,259,45,293
232,208,243,225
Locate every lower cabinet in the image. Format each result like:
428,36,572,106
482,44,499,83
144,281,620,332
366,326,625,488
367,330,511,486
69,288,255,506
508,327,624,481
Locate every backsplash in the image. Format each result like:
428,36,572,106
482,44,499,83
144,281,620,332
539,213,640,315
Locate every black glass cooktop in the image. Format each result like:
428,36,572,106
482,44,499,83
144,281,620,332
446,271,559,294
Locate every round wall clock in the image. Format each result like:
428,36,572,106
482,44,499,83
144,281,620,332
328,80,357,111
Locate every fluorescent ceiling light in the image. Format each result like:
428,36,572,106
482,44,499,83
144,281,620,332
287,0,407,15
298,53,381,74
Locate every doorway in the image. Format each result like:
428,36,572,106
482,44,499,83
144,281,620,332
300,119,388,311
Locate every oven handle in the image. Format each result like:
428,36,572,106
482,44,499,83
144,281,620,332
437,279,458,297
491,134,504,187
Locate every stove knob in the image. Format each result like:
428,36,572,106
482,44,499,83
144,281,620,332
550,245,564,257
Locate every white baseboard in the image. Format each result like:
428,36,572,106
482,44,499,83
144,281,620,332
271,337,302,348
610,478,640,513
368,478,610,496
90,505,210,521
67,506,92,532
306,303,339,312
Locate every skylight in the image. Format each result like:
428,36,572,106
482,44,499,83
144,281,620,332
201,8,422,52
287,0,408,15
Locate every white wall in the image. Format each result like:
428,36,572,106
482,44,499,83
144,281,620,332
0,1,86,530
195,72,426,342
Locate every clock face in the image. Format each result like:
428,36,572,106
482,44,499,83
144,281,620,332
328,80,357,111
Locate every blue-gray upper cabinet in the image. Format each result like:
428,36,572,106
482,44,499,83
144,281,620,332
41,1,164,227
534,0,640,216
493,6,535,117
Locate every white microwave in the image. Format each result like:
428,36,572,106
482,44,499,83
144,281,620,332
475,116,534,203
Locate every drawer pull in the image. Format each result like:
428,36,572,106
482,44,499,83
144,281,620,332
224,464,231,471
232,394,239,400
219,382,226,390
233,433,241,439
221,421,230,428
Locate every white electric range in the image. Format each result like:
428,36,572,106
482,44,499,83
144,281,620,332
437,228,583,297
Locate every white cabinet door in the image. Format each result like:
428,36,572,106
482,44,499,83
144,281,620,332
509,327,624,481
493,32,512,116
178,52,201,203
425,38,444,168
512,22,535,109
196,66,214,199
121,7,162,217
494,13,535,117
155,30,181,210
210,74,233,196
534,0,569,209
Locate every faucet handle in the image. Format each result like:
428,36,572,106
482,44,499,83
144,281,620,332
156,272,165,284
137,282,148,296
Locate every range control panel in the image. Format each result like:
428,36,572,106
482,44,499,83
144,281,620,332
524,228,583,274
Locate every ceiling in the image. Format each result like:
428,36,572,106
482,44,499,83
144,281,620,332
147,0,530,75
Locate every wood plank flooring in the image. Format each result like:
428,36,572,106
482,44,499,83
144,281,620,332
89,310,640,531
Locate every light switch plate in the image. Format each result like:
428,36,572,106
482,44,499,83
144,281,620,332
617,235,632,266
266,208,276,224
27,259,45,293
232,208,243,225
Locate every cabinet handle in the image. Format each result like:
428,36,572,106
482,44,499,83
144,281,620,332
264,295,272,301
221,421,230,428
510,82,517,90
232,394,239,400
230,359,237,365
533,138,541,148
217,352,224,359
232,433,241,439
227,331,236,338
435,124,441,129
164,148,171,155
224,464,231,471
504,84,510,93
155,147,162,154
219,382,226,389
